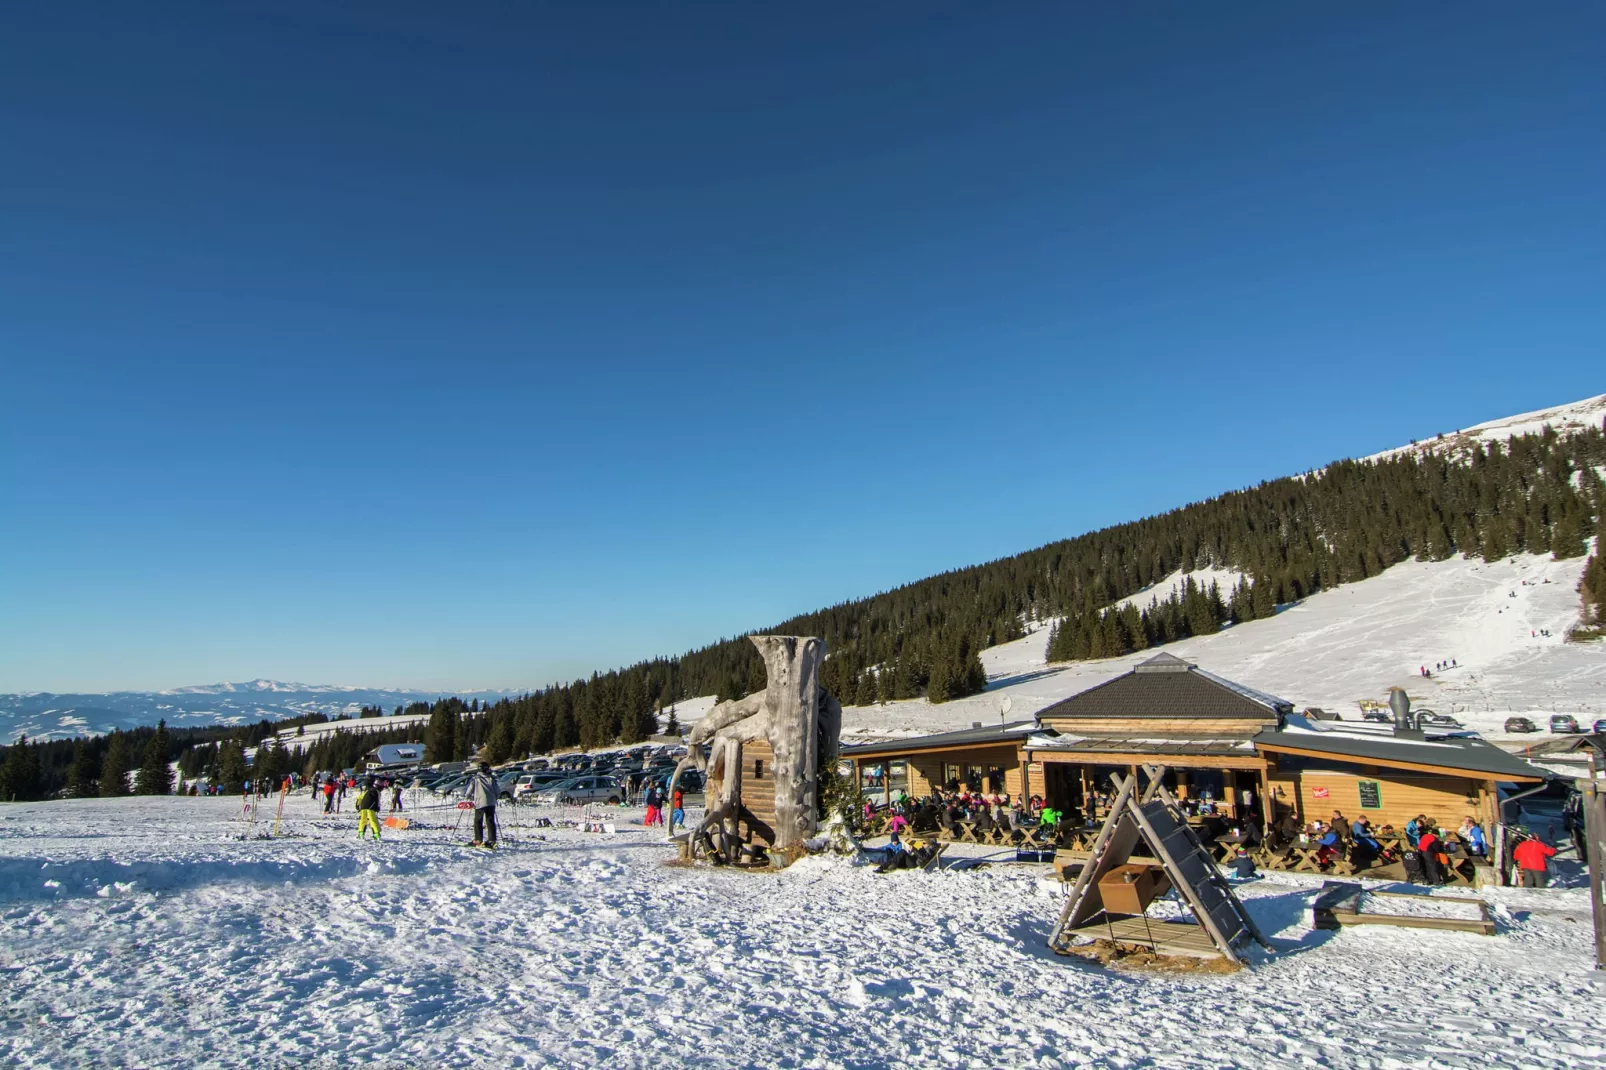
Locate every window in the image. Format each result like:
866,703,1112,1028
753,759,764,780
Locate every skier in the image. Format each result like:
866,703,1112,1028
465,761,499,848
322,779,336,814
390,781,404,813
355,778,382,841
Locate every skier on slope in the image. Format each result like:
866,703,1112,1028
465,761,499,849
355,777,382,842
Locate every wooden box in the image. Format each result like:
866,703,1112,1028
1098,862,1171,915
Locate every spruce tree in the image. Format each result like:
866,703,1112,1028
216,741,248,794
99,732,133,797
135,720,174,795
66,740,97,798
486,716,514,762
0,735,42,802
1552,505,1587,560
664,706,681,738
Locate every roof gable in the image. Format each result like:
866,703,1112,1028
1033,655,1293,724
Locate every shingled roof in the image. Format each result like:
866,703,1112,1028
1032,652,1294,724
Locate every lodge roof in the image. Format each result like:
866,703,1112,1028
1024,734,1255,758
1254,717,1552,782
1032,653,1294,724
840,720,1040,758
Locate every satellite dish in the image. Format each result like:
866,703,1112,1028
998,695,1013,719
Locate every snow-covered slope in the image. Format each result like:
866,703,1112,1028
840,547,1603,744
1107,565,1249,613
1365,393,1606,463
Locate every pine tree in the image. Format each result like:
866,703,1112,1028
664,706,682,738
1552,503,1587,560
0,735,42,802
425,704,458,763
99,732,133,797
853,671,876,707
1480,520,1507,563
486,716,514,763
216,741,248,794
926,651,953,704
135,720,174,795
66,740,97,798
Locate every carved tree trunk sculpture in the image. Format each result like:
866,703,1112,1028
679,635,833,858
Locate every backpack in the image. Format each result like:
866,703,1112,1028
1401,850,1427,884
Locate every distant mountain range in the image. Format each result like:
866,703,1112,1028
0,682,527,743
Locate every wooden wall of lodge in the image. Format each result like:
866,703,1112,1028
1266,761,1500,832
1037,717,1273,739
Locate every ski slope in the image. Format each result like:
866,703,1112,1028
0,795,1598,1069
838,547,1604,744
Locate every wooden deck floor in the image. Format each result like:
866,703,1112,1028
1064,916,1224,958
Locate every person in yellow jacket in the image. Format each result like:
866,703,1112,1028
355,778,382,841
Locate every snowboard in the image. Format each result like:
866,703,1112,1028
383,816,410,830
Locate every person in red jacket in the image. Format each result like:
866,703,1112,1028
1513,836,1557,888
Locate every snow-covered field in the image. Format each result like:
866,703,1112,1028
837,548,1606,745
0,795,1600,1069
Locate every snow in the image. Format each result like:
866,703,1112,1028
1364,392,1606,463
838,549,1605,747
1106,566,1249,614
0,795,1599,1068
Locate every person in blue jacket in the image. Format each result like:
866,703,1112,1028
1457,817,1487,856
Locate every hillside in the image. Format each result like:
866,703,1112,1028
831,544,1601,746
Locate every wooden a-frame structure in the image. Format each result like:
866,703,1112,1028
1048,764,1274,965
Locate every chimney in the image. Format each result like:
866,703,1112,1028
1388,687,1423,740
972,721,983,729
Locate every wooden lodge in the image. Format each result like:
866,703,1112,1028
839,651,1554,883
1024,652,1290,826
842,721,1039,806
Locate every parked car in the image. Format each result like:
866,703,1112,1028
1593,719,1606,734
513,772,569,800
1504,716,1540,733
532,775,625,806
1361,708,1392,724
1549,714,1582,734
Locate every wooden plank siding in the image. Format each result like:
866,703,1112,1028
741,739,777,830
901,744,1027,799
1273,765,1490,831
1037,717,1271,738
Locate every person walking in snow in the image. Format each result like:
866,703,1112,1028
465,761,499,848
390,782,404,813
322,779,336,814
356,778,382,841
1512,834,1557,888
671,787,685,832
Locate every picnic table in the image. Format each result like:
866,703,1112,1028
1210,831,1255,863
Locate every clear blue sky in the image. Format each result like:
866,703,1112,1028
3,4,1602,693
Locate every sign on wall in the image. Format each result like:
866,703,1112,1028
1312,786,1330,799
1358,780,1383,810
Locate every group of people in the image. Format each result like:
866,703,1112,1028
640,784,686,831
1286,808,1497,883
311,772,405,816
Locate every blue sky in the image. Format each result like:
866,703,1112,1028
3,4,1602,693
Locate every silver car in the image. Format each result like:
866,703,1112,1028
532,775,624,806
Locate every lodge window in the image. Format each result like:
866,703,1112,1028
753,759,763,779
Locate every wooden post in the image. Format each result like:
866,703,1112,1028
1079,765,1092,817
1259,764,1274,839
1579,777,1606,971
